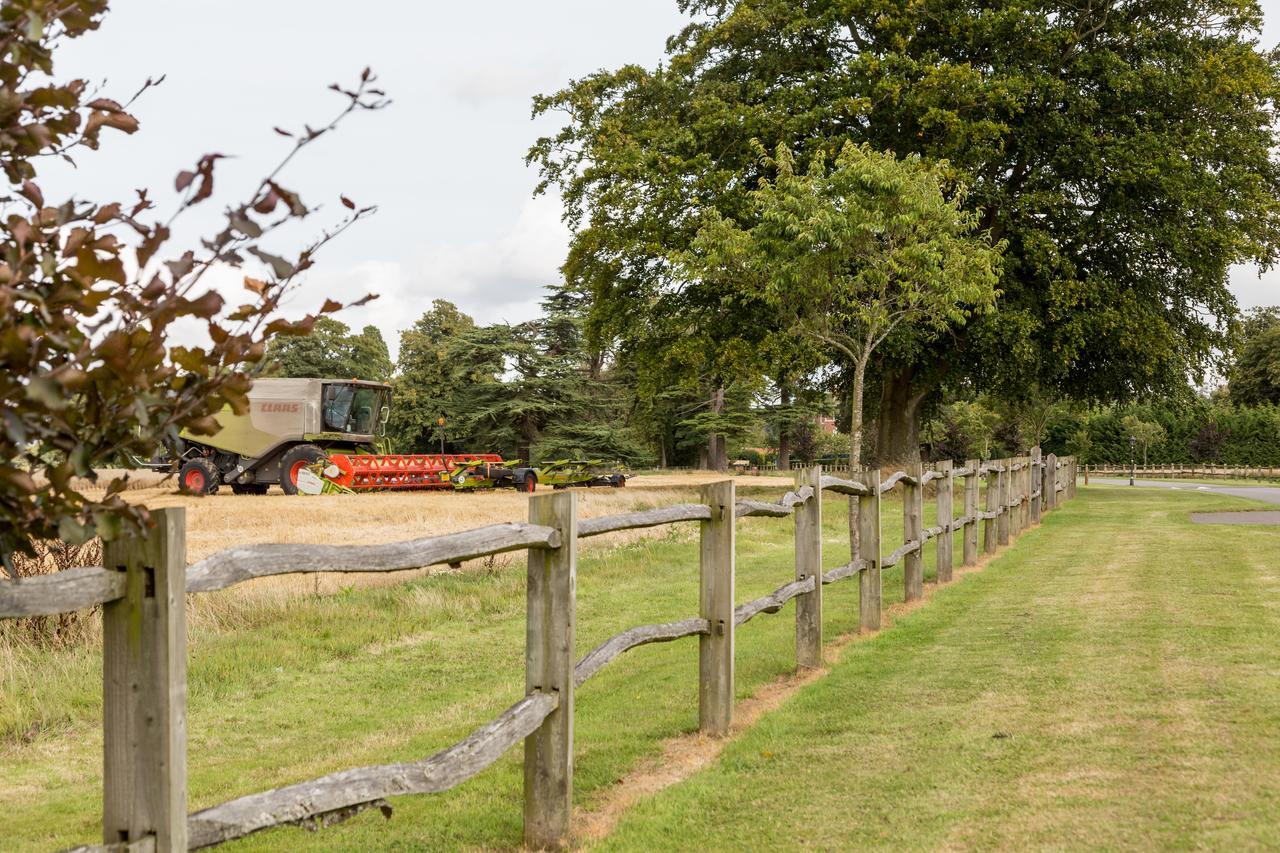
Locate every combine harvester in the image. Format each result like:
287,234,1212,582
142,378,622,495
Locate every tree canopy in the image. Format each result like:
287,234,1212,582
267,317,392,382
1229,323,1280,405
531,0,1280,461
387,296,649,462
685,142,1001,464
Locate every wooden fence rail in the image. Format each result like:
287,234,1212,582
2,452,1077,851
1082,463,1280,482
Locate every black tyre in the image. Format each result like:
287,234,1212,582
179,458,220,496
279,444,327,495
521,472,537,493
231,483,269,495
610,474,626,488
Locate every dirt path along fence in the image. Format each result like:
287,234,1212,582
0,452,1077,851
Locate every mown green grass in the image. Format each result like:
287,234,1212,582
3,485,962,850
603,486,1280,850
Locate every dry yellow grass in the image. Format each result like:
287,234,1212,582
65,470,803,607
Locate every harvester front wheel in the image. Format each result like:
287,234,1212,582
280,444,327,495
521,472,538,493
179,458,220,496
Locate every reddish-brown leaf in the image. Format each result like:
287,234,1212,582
92,202,122,224
185,290,224,318
140,273,166,300
252,188,279,214
20,180,44,208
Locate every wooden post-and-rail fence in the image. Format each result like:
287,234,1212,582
1082,463,1279,483
0,452,1078,851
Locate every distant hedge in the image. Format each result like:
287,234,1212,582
1043,403,1280,465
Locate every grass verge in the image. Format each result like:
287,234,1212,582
601,486,1280,850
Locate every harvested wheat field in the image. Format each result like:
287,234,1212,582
73,469,800,600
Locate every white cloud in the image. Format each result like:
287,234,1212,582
450,61,564,105
272,193,570,359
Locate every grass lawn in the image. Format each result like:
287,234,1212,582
603,485,1280,850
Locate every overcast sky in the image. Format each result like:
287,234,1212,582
44,1,1280,359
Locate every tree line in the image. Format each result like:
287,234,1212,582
267,303,1280,468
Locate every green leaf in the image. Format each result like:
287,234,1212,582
58,516,91,546
24,377,67,410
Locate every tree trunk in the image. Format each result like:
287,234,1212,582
659,435,668,469
519,414,537,464
708,385,727,472
777,382,792,471
847,356,869,563
875,365,927,465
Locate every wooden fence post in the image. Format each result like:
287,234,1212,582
1044,453,1058,512
699,479,735,736
903,462,924,602
1022,455,1032,530
983,462,998,555
1030,448,1042,524
1013,458,1023,533
858,468,882,632
996,459,1011,546
103,507,187,852
524,490,577,849
1069,457,1078,499
794,466,822,669
1012,457,1024,534
936,461,954,583
962,459,979,565
1026,456,1035,525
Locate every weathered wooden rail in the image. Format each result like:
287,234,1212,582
1083,463,1279,482
2,452,1077,851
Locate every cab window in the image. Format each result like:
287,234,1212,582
322,385,382,434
